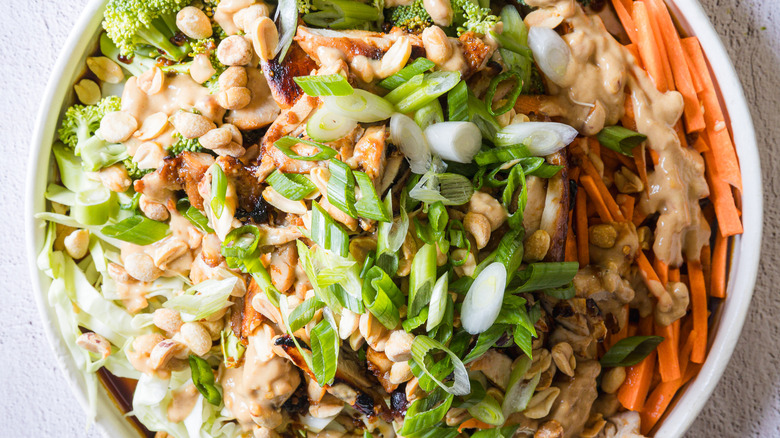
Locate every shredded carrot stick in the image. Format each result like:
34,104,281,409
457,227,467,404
701,245,712,295
633,2,667,92
640,332,696,433
637,251,664,294
655,320,681,382
688,261,708,363
703,146,743,236
624,43,643,68
645,0,706,133
618,350,656,412
654,258,669,286
580,175,614,222
633,144,649,189
644,0,675,91
577,158,626,222
458,418,494,432
576,187,590,267
692,135,709,153
622,94,638,131
682,37,742,192
711,231,728,298
617,194,635,221
609,304,631,349
669,268,680,282
513,95,549,116
612,0,639,45
615,150,639,171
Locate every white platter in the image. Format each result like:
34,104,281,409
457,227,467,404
24,1,762,437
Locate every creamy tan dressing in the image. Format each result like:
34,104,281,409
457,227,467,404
526,0,709,266
167,383,200,422
220,324,301,430
214,0,256,35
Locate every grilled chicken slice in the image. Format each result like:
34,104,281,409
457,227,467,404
134,152,214,208
226,67,281,130
459,31,495,77
541,151,570,262
218,156,270,223
260,43,318,108
295,26,424,65
261,95,321,174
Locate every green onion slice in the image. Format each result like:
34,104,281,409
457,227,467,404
384,73,425,104
221,329,246,369
397,389,454,436
414,99,444,129
379,57,436,90
468,394,505,426
306,108,358,142
485,70,524,116
508,262,579,293
266,170,317,201
463,324,506,363
426,272,449,331
323,89,394,123
474,145,532,166
502,163,528,228
293,74,354,96
274,136,338,161
408,243,436,318
288,297,326,333
354,171,390,222
188,355,222,405
448,80,469,122
72,186,117,226
326,159,358,218
409,171,474,206
411,336,471,396
176,198,213,233
596,126,648,157
600,336,664,367
396,71,462,113
362,266,402,329
210,164,227,219
311,202,350,258
101,216,168,245
310,313,339,386
221,225,261,259
303,0,384,29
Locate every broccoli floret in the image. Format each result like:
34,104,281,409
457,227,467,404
298,0,312,14
103,0,193,62
169,132,204,155
100,32,158,77
123,158,152,180
453,0,498,36
387,0,432,34
57,96,129,172
387,0,497,35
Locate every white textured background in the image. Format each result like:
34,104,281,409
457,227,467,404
0,0,777,436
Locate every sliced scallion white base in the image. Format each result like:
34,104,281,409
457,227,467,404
306,108,358,142
424,121,482,163
390,113,431,174
426,272,449,331
323,89,394,122
494,121,578,155
461,262,507,335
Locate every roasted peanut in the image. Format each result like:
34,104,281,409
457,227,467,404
464,212,491,249
76,332,111,359
98,164,132,192
218,66,248,91
86,56,124,84
251,17,278,62
180,322,212,356
614,167,644,194
153,308,184,334
589,223,618,249
601,366,626,394
191,54,217,84
199,127,233,150
133,141,167,170
217,86,252,110
140,194,170,221
134,112,169,141
124,253,163,282
137,66,165,95
421,26,452,64
524,229,551,262
217,35,254,66
384,330,414,362
176,6,212,40
170,111,216,139
99,111,138,143
63,229,90,259
74,79,101,105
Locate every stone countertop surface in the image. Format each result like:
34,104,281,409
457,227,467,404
0,0,777,436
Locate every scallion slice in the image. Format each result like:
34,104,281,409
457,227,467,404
508,262,579,293
306,108,358,142
397,389,454,435
384,73,425,104
474,145,531,165
310,314,339,386
240,256,281,307
288,297,326,332
468,394,505,426
408,243,436,318
303,0,384,30
354,171,390,222
221,225,261,259
311,202,350,257
447,80,469,122
274,136,338,161
411,336,471,396
389,112,432,175
396,71,462,113
463,325,506,363
600,336,664,367
379,57,436,90
409,171,474,206
414,99,444,129
101,216,168,245
426,272,449,331
266,170,317,201
210,164,227,219
485,70,523,116
461,262,507,335
362,266,402,329
502,163,528,228
326,159,357,218
596,125,648,157
293,74,354,96
71,186,117,226
221,329,246,369
424,121,482,163
323,89,394,123
501,355,535,416
494,122,578,155
176,198,213,233
468,91,501,141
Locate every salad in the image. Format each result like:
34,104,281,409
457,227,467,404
36,0,744,437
